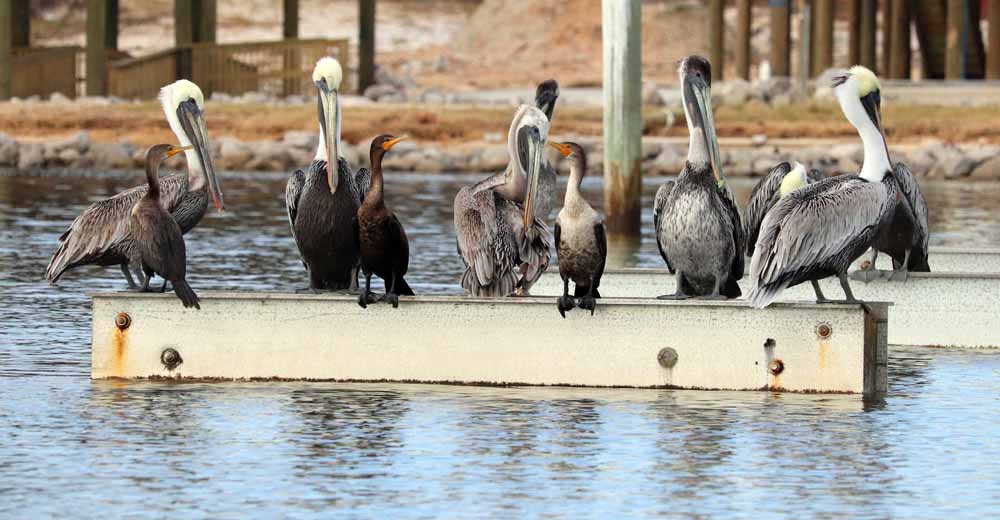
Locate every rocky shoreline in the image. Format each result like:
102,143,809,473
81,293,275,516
3,129,999,180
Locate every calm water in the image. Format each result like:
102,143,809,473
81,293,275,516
1,170,999,517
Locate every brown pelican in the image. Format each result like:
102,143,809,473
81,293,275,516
286,57,364,291
46,80,223,288
454,105,552,296
356,135,414,309
531,79,560,222
749,66,899,308
128,144,201,309
654,55,745,299
745,162,824,257
858,163,930,281
550,142,606,317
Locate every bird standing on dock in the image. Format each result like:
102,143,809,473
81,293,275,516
127,144,202,309
654,55,745,299
46,80,223,289
749,66,900,308
529,79,560,223
744,162,823,257
453,105,553,297
286,57,365,291
355,135,414,309
550,142,606,318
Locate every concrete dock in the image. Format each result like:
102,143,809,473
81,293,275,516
851,247,1000,273
91,292,887,396
534,270,999,348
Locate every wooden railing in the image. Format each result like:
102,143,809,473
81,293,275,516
11,46,82,99
106,38,350,100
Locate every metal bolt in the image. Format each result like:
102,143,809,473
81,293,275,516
816,323,833,339
768,359,785,376
657,347,679,369
161,348,183,371
115,312,131,330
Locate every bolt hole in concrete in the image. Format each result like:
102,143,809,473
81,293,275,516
657,347,678,369
816,323,833,339
114,312,131,330
160,348,183,371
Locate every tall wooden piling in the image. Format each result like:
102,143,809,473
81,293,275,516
735,0,751,80
601,0,642,237
769,0,791,77
0,0,11,100
946,0,965,79
813,0,833,76
708,0,724,81
889,0,910,79
989,0,1000,79
846,0,860,65
199,0,217,44
86,0,108,96
283,0,298,38
880,0,893,74
359,0,376,93
859,0,877,69
12,0,30,46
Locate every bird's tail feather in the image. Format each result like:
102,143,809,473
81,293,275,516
393,276,415,296
173,279,201,310
721,276,742,298
908,250,930,272
748,280,786,309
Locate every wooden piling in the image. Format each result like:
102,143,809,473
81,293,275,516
859,0,877,69
283,0,299,38
990,0,1000,79
359,0,376,93
105,0,118,50
735,0,751,80
889,0,910,79
601,0,642,237
846,0,860,65
946,0,964,79
86,0,108,96
769,0,791,77
12,0,30,47
708,0,724,81
880,0,893,74
813,0,833,76
198,0,217,44
0,0,11,100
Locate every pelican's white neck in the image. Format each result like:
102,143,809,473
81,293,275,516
683,92,709,166
837,83,891,182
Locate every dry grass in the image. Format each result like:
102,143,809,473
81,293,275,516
2,101,999,146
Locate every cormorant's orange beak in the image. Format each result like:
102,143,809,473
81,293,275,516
547,141,571,157
382,136,408,151
167,145,193,158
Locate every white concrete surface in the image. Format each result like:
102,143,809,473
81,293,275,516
851,247,1000,274
91,293,887,396
534,270,999,348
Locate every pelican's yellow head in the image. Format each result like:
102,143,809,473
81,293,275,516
778,162,808,198
312,57,343,92
848,65,881,97
312,57,344,194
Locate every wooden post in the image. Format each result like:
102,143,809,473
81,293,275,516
847,0,860,65
735,0,751,80
946,0,964,79
989,0,1000,79
880,0,893,74
283,0,299,38
889,0,910,79
86,0,108,96
708,0,724,81
0,0,11,100
359,0,376,93
175,0,194,47
813,0,833,75
198,0,217,43
770,0,791,77
12,0,30,47
602,0,642,237
800,1,812,83
105,0,118,50
859,0,877,69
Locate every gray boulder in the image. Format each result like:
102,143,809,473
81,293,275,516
0,134,18,167
17,143,45,170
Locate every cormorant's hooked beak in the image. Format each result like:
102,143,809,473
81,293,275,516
547,141,571,157
860,90,891,166
177,100,224,212
520,125,544,230
316,80,341,194
166,145,192,158
683,74,724,189
382,135,408,151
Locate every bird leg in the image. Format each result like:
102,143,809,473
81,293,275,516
382,271,400,309
851,248,892,283
158,279,168,293
657,271,689,300
837,273,862,304
357,271,378,308
577,278,597,316
811,280,829,303
120,264,139,289
699,274,728,300
557,277,575,318
888,249,911,282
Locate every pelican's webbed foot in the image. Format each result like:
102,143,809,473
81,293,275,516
850,269,892,283
358,291,379,309
888,269,910,282
379,293,400,308
656,293,689,300
578,295,597,316
557,295,576,318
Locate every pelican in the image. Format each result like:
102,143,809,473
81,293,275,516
854,168,930,282
128,144,201,309
550,142,606,318
749,66,899,308
531,79,560,223
744,162,823,257
654,55,745,299
454,105,552,296
286,57,364,291
46,80,223,288
356,134,414,309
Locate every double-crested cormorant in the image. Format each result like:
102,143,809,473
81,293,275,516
128,144,201,309
355,135,414,309
47,80,223,288
745,162,823,257
286,57,365,291
454,105,552,296
749,66,900,308
655,55,745,299
550,142,606,318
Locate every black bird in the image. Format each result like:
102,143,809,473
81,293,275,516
128,144,201,309
355,135,414,309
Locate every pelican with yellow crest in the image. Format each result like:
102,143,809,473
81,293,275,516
744,162,824,257
749,65,922,308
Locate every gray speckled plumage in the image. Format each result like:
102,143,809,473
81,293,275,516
749,174,897,308
870,162,930,271
653,180,675,271
555,147,606,298
46,173,209,284
744,162,793,258
286,157,363,290
657,162,745,297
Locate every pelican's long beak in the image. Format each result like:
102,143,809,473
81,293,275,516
317,83,341,193
178,100,224,211
684,74,725,189
861,91,891,166
521,126,544,230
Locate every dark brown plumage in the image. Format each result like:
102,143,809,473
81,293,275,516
128,144,201,309
354,135,413,309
